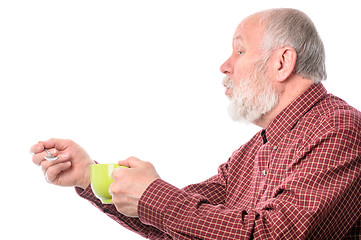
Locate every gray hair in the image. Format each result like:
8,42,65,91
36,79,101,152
260,8,327,83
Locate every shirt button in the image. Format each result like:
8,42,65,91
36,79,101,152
261,170,267,176
272,146,278,150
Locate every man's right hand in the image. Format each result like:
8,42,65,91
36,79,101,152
31,138,95,189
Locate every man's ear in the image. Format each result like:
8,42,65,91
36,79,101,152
273,47,297,82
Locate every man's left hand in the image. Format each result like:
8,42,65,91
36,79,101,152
109,157,161,217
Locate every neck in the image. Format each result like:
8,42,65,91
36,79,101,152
253,77,314,129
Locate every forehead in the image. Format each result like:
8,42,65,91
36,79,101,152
232,14,265,49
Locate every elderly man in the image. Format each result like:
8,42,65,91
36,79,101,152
31,8,361,239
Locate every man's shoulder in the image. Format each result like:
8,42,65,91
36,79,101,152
293,93,361,150
291,93,361,169
311,94,361,131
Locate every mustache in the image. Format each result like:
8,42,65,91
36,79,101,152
222,76,234,88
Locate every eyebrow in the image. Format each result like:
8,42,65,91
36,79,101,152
232,36,244,50
233,35,243,41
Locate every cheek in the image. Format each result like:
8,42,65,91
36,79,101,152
234,55,253,73
233,62,250,84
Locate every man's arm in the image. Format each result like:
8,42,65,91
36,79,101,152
137,126,361,239
76,162,229,239
75,185,166,239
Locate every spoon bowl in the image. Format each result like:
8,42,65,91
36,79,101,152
44,149,59,161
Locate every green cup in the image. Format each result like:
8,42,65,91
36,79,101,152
90,163,127,204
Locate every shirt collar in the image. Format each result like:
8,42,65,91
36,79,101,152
265,83,328,146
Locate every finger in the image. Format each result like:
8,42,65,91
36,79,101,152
108,183,114,197
32,148,59,166
40,152,70,170
45,161,71,183
118,156,142,168
32,151,48,166
30,143,44,154
39,138,70,152
112,165,126,180
117,159,131,168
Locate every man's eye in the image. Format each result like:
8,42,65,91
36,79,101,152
239,51,243,55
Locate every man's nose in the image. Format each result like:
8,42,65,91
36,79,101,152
220,56,232,75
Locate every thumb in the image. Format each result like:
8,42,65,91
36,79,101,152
118,156,142,168
39,138,69,151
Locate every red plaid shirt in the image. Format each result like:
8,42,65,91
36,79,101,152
77,83,361,239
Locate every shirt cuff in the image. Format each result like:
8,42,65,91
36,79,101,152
138,179,183,231
75,184,97,201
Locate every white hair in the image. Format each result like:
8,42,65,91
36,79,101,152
260,8,327,83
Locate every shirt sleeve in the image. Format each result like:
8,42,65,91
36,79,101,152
75,162,229,240
137,126,361,239
75,185,166,239
138,176,254,239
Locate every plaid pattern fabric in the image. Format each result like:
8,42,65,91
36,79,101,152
77,83,361,239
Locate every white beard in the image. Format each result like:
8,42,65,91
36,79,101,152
222,59,280,123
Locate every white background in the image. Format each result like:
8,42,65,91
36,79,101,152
1,0,360,239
